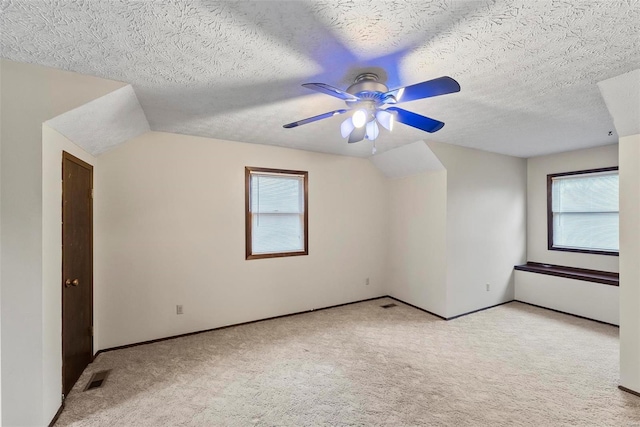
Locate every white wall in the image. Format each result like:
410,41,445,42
0,58,3,423
515,271,619,325
0,59,124,426
42,125,97,417
515,144,620,324
94,131,389,350
526,144,619,272
427,142,527,318
619,134,640,393
388,170,448,317
598,68,640,395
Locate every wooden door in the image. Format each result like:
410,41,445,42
62,152,94,396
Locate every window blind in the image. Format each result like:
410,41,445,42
250,172,305,254
551,171,619,251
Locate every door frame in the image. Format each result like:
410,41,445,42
61,151,94,397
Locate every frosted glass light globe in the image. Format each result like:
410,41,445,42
351,109,367,128
365,120,379,140
340,117,355,138
376,110,394,131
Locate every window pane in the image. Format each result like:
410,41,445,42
553,212,619,251
252,213,304,254
251,175,303,214
552,173,618,213
246,167,308,259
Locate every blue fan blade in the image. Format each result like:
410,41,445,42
383,76,460,104
386,107,445,133
283,109,348,128
348,126,366,143
302,83,360,101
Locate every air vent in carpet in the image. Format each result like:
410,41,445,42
381,303,397,309
84,370,110,391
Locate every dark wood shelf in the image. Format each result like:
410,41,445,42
514,262,619,287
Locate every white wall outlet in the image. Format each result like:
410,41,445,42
176,305,183,315
365,277,370,286
486,284,490,291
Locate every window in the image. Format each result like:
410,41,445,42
245,167,308,260
548,167,619,256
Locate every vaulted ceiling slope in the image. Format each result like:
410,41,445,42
1,1,639,158
45,85,150,155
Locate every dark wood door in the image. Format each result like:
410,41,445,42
62,152,94,396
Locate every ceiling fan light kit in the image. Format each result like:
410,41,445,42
283,72,461,150
351,109,368,128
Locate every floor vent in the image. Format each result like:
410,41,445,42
84,370,110,391
381,303,397,309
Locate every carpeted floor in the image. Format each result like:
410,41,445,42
55,299,640,426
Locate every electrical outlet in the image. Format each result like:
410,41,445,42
365,277,370,286
176,305,183,315
486,284,490,292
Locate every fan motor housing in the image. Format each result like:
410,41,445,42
346,73,388,105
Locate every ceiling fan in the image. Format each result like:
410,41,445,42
283,73,460,144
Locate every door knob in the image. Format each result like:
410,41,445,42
65,279,80,287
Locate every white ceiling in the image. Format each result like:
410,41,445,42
371,141,444,179
45,85,150,155
1,0,639,158
598,69,640,138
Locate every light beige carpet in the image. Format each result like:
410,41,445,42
55,299,640,426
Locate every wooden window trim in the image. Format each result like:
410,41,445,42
547,166,619,256
245,166,309,260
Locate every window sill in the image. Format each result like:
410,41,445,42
246,250,308,260
514,262,619,287
548,246,619,257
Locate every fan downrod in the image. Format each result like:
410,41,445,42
353,72,379,83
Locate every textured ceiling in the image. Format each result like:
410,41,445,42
370,141,444,179
598,69,640,138
46,85,150,155
1,0,639,158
